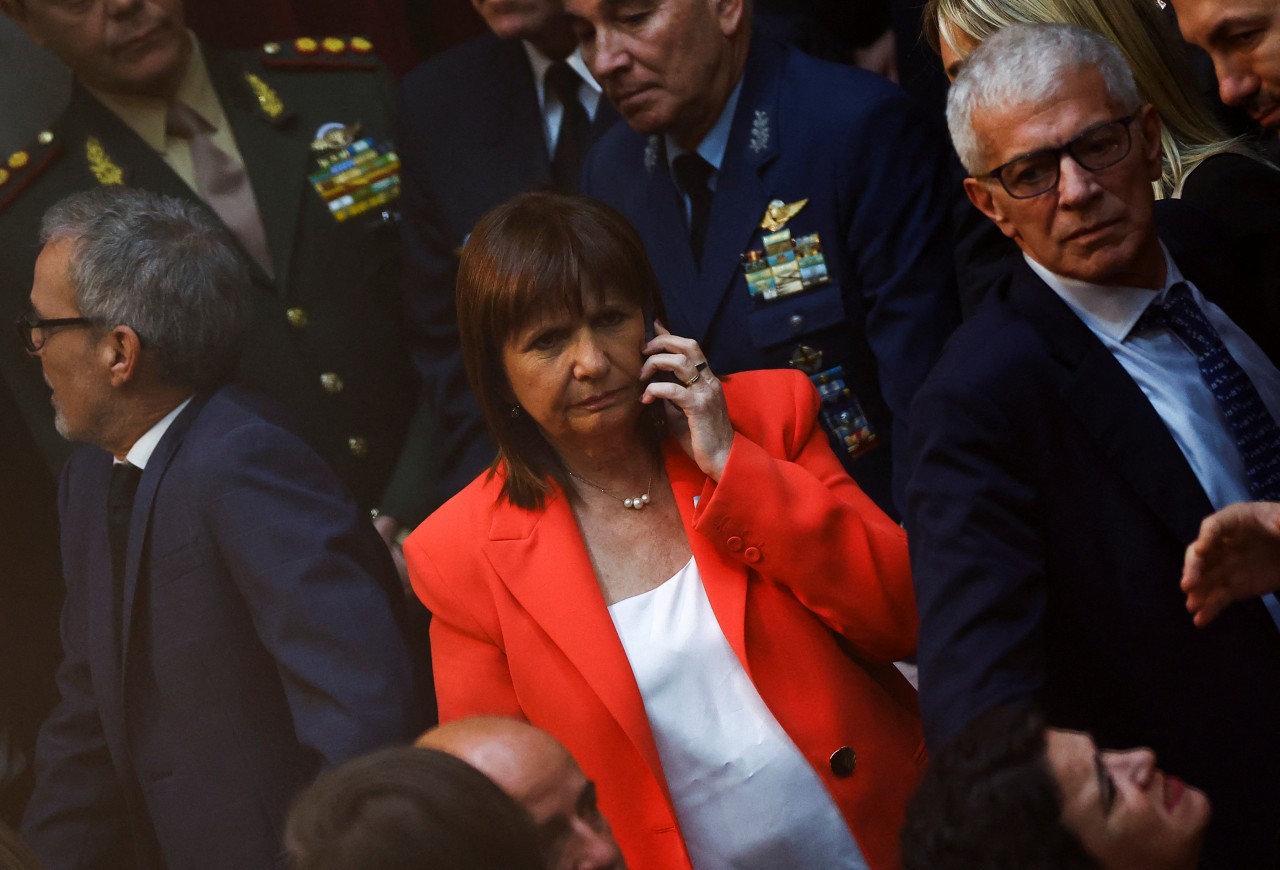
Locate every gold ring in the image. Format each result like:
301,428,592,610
684,373,701,388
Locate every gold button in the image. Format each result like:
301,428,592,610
263,41,281,54
322,37,346,54
37,130,54,145
286,307,308,328
348,436,368,458
8,151,29,170
350,36,374,53
295,37,318,54
0,169,8,187
320,372,344,394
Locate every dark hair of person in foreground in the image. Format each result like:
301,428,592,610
901,707,1099,870
285,746,547,870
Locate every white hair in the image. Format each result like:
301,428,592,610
946,22,1142,174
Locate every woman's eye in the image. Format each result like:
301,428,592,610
530,332,561,351
595,310,626,328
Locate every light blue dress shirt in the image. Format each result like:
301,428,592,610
665,79,744,223
1028,248,1280,623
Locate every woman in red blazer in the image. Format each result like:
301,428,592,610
405,192,925,870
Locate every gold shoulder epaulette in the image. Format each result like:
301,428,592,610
260,36,379,70
0,129,64,216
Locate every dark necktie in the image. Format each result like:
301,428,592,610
108,461,143,596
671,152,715,269
166,101,274,276
546,62,591,191
1137,282,1280,499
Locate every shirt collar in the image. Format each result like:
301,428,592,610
665,77,743,175
522,42,601,113
87,33,222,153
124,397,192,469
1025,243,1183,342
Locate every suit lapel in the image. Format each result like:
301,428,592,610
1010,267,1213,543
640,140,703,332
694,38,785,340
483,488,666,782
119,397,205,679
207,51,305,294
64,85,195,202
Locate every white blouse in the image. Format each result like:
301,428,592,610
608,557,869,870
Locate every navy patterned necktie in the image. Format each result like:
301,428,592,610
1137,282,1280,499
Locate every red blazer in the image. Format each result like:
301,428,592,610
406,370,925,870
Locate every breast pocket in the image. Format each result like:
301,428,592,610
746,283,848,351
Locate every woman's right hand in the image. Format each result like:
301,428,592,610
640,321,735,481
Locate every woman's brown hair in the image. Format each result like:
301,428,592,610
456,190,665,510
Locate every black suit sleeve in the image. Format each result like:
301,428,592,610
906,380,1048,748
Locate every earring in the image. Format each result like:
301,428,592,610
510,404,521,418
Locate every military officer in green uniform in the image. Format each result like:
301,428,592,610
0,0,439,548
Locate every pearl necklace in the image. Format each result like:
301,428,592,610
566,467,655,510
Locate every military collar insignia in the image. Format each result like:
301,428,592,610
749,109,771,154
86,137,124,186
644,136,660,173
760,198,808,232
244,72,285,120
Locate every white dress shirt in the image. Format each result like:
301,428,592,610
123,397,192,469
521,43,602,155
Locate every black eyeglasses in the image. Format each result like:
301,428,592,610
980,115,1137,199
14,312,95,353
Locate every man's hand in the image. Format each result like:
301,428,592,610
372,514,411,597
1182,501,1280,627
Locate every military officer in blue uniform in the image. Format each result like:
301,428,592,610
572,0,962,516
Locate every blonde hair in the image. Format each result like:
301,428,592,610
925,0,1257,197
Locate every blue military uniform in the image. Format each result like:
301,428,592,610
582,36,961,516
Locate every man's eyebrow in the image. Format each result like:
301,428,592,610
1206,13,1268,47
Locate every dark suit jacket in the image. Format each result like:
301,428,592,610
907,250,1280,870
397,34,621,502
21,387,423,870
581,36,961,518
0,43,433,522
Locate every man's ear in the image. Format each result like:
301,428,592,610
964,176,1019,242
715,0,745,38
1136,103,1163,184
102,325,144,388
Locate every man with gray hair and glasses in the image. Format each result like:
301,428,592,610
906,23,1280,869
16,186,424,870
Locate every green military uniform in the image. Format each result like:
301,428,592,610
0,36,437,522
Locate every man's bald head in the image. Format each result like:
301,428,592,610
417,718,626,870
